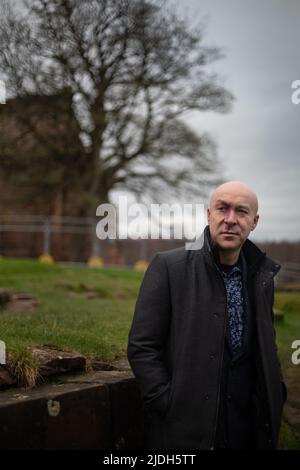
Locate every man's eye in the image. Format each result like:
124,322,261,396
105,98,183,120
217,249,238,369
217,207,225,211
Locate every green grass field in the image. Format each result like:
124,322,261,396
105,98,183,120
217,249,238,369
0,257,299,449
0,257,143,364
274,291,300,449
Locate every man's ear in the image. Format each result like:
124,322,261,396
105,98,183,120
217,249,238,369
207,207,210,223
251,213,259,231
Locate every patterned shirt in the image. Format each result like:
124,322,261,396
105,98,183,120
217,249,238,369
221,264,244,352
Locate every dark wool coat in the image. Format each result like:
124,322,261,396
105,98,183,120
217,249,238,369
127,226,287,450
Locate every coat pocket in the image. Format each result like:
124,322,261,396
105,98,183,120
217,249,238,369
146,383,171,418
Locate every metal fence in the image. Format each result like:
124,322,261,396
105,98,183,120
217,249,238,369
0,214,181,265
1,215,96,253
1,215,300,279
277,261,300,285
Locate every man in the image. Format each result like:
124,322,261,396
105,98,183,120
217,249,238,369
127,181,287,450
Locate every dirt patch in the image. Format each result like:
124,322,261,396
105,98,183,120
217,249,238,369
0,289,38,312
283,366,300,434
57,282,135,299
0,366,17,389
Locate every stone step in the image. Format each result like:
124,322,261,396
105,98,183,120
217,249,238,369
0,368,146,450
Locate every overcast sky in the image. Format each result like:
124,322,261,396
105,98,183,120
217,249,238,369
9,1,300,241
173,0,300,241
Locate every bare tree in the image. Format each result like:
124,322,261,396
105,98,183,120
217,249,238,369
0,0,234,216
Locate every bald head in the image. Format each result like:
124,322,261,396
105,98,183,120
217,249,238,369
209,181,258,214
207,180,260,260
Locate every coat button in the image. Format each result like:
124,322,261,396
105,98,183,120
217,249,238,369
205,395,209,400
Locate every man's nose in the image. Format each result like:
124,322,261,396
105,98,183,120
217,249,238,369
224,208,236,224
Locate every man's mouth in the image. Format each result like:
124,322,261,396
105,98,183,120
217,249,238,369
220,231,238,236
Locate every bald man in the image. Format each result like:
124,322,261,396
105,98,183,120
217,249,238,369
127,181,287,450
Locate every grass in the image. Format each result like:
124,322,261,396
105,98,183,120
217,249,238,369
275,292,300,368
7,344,41,388
0,257,300,448
0,257,143,372
275,291,300,449
278,418,300,450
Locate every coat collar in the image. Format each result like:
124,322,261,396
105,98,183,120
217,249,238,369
200,225,281,279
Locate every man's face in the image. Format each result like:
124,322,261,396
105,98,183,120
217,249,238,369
207,188,259,252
